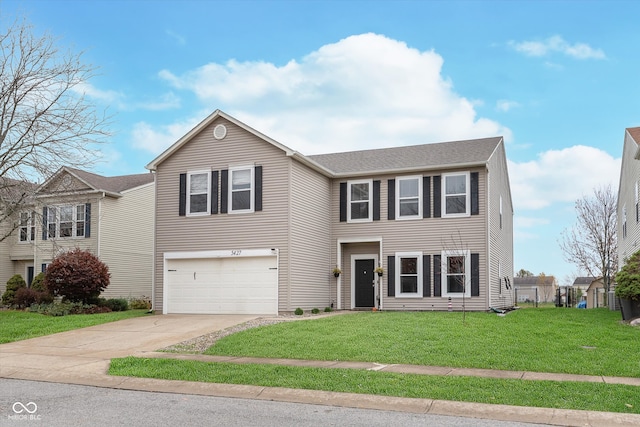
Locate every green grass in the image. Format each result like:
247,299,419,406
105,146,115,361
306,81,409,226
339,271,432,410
109,357,640,414
0,309,149,344
205,308,640,377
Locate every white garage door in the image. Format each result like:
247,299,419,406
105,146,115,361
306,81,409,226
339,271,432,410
165,254,278,315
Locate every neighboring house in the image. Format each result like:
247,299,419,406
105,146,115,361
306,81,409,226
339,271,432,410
617,127,640,268
0,167,155,300
585,277,605,309
572,276,595,299
146,110,514,315
513,276,558,303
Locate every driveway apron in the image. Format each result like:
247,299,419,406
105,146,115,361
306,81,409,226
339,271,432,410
0,314,257,384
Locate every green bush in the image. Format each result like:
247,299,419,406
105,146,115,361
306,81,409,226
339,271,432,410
29,302,111,316
324,307,332,312
30,272,46,292
615,249,640,301
311,307,320,314
294,307,303,315
105,298,128,312
2,274,27,306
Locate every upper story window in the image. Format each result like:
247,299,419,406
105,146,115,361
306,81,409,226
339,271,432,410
636,181,639,223
229,166,254,213
623,204,628,239
19,212,35,242
442,172,470,217
441,249,471,297
396,176,421,219
187,171,211,216
395,252,422,297
46,205,86,239
348,180,372,222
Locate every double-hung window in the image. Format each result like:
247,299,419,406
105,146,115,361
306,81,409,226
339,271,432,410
187,171,210,215
46,205,86,239
395,252,422,297
442,172,470,217
396,176,421,219
19,212,35,242
348,180,372,222
442,250,471,297
229,166,254,213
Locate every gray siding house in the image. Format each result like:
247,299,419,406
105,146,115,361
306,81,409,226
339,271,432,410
0,167,155,300
618,127,640,267
146,110,514,315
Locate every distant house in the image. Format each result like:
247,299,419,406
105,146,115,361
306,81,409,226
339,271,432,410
585,278,605,308
617,127,640,267
572,276,595,297
0,167,155,300
146,109,515,315
513,276,557,303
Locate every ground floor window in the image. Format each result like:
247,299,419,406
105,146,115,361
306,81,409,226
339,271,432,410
442,250,470,297
395,252,422,297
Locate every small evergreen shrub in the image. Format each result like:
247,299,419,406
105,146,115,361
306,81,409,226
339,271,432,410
2,274,27,306
44,249,110,304
311,307,320,314
29,302,111,316
129,297,152,310
30,272,46,292
105,298,128,312
294,307,303,315
615,249,640,301
324,307,332,312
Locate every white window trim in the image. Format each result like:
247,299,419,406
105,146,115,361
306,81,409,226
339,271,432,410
228,165,255,214
395,175,422,220
18,211,35,243
441,249,471,298
441,172,470,218
347,179,373,223
186,170,211,216
395,251,423,298
46,205,86,239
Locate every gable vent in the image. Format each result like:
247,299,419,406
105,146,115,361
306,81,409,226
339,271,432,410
213,124,227,140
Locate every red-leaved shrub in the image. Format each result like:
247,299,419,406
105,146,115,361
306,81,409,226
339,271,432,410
44,249,110,304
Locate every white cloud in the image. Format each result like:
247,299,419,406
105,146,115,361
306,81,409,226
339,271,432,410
508,145,620,211
141,33,511,155
496,100,520,112
73,82,122,103
509,35,606,60
131,113,206,154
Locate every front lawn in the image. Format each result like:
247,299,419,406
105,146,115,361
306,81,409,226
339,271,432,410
0,309,149,344
206,308,640,377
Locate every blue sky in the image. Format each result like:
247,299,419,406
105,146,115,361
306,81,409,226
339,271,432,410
3,0,638,283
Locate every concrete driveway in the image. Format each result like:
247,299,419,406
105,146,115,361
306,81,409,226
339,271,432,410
0,314,257,383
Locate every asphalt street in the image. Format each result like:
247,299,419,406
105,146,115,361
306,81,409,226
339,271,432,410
1,379,547,427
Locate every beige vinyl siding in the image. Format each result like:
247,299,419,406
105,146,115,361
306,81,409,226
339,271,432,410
486,141,514,309
153,117,292,311
0,219,17,292
100,182,154,299
618,132,640,265
330,168,489,311
288,160,332,310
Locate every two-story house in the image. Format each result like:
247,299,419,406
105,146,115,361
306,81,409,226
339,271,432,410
618,127,640,268
146,110,514,315
0,167,155,300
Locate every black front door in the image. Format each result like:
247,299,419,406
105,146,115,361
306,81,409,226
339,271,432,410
355,259,375,307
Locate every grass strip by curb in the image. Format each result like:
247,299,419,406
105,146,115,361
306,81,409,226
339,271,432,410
109,357,640,414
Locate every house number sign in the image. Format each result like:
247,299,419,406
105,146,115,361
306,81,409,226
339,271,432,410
230,250,242,256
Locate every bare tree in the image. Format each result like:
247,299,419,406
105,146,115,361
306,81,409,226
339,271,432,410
0,16,109,241
559,185,618,300
516,269,534,278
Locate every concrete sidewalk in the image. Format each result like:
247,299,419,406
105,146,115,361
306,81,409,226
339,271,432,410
1,314,639,427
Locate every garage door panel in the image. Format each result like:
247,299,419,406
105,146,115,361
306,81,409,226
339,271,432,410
166,256,277,315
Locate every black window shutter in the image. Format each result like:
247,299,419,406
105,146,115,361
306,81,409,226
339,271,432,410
423,254,431,297
471,172,479,215
434,255,441,296
433,175,441,218
220,170,228,214
423,176,431,218
339,182,347,222
387,179,395,220
41,264,47,273
84,203,91,238
471,253,480,296
373,180,380,221
179,173,187,216
255,166,263,211
42,206,48,241
211,171,219,214
387,255,395,297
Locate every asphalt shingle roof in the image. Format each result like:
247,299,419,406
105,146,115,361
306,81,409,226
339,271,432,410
307,137,502,175
64,167,154,194
627,127,640,145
